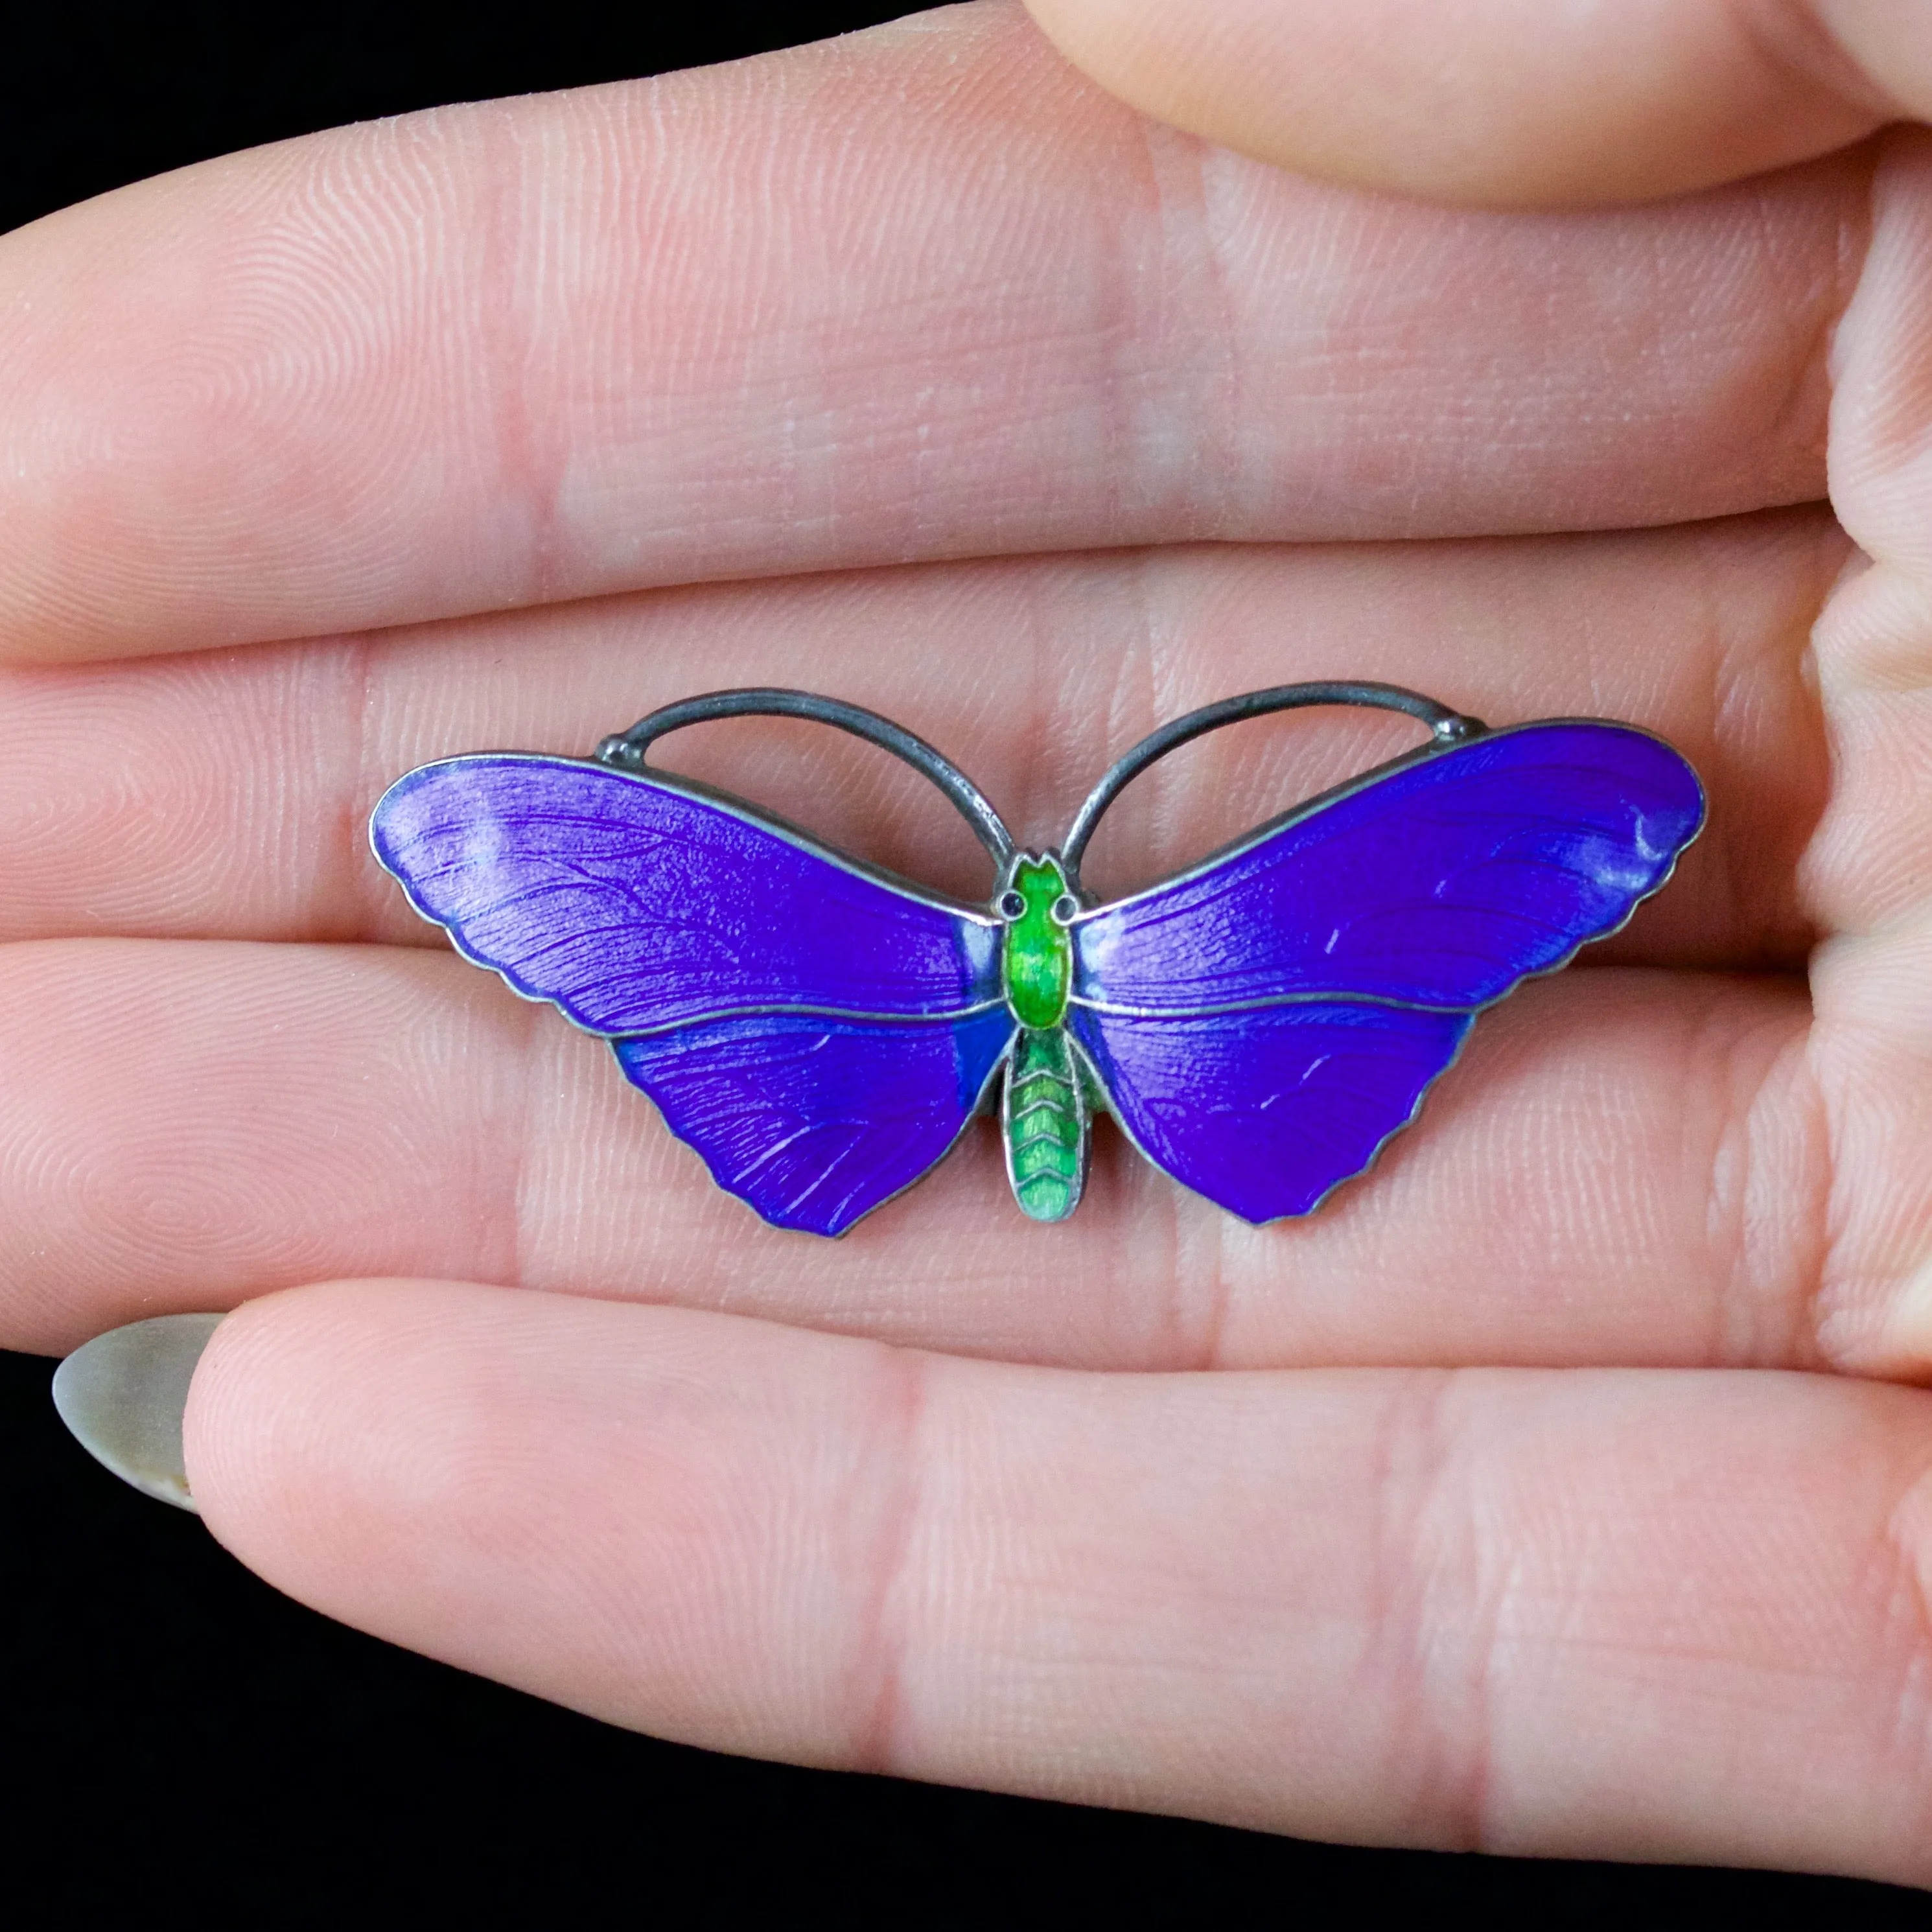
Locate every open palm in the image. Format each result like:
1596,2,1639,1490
8,1,1932,1883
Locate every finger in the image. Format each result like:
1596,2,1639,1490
1784,130,1932,1379
1023,0,1915,205
183,1281,1932,1882
0,5,1858,665
0,511,1841,966
0,937,1823,1374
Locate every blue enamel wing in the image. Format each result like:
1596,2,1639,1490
370,682,1705,1235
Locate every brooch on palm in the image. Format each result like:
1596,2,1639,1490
371,681,1703,1235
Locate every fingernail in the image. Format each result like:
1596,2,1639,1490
52,1312,225,1513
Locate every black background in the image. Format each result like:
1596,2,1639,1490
0,3,1918,1917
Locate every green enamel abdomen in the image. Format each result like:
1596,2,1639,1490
996,855,1087,1222
1003,1028,1088,1222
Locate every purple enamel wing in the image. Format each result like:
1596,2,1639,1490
369,683,1704,1236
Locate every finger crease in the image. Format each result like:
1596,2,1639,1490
502,994,545,1289
1866,1455,1932,1806
331,627,380,943
1362,1370,1496,1852
843,1343,931,1778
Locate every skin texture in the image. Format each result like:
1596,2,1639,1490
6,0,1932,1883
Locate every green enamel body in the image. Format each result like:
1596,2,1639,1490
997,855,1088,1222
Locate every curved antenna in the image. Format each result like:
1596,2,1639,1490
1060,680,1484,886
597,688,1017,870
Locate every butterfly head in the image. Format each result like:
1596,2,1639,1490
996,852,1080,1029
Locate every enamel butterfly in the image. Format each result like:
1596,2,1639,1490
371,682,1703,1235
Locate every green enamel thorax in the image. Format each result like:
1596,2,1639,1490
1000,856,1073,1027
996,854,1089,1222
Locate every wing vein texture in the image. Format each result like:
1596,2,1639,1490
1073,725,1703,1014
371,756,1001,1032
1072,1004,1472,1222
614,1008,1016,1235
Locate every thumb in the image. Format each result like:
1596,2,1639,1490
1021,0,1921,205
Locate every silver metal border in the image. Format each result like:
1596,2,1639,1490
598,686,1017,869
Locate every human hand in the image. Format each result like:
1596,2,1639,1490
12,0,1932,1881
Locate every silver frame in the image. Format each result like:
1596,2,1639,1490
599,686,1017,869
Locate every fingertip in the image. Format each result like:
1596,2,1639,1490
1022,0,1891,205
181,1279,461,1577
176,1279,911,1758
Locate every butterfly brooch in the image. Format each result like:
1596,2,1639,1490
370,681,1703,1236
